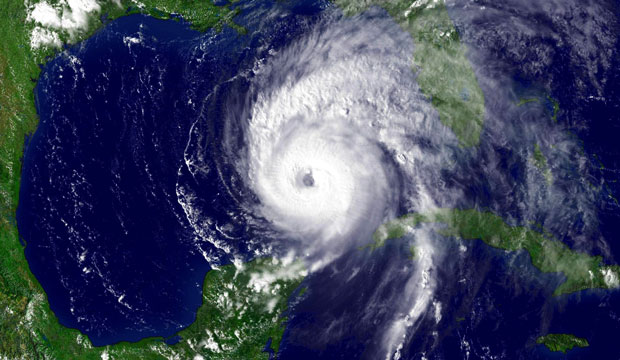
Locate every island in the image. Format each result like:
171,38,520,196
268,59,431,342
536,333,589,354
369,209,620,296
532,143,552,185
0,0,488,356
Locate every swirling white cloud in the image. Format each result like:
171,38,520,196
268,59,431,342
241,13,451,251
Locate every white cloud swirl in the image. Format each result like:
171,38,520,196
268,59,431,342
240,11,453,253
228,14,458,356
173,11,461,357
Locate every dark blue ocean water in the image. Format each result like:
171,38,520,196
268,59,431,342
19,15,222,344
17,0,620,357
18,1,325,345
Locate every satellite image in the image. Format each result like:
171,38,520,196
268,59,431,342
1,0,620,358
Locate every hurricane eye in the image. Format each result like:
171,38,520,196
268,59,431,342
302,171,315,187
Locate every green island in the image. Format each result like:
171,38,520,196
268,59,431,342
369,209,620,296
516,95,560,123
408,245,418,260
536,333,589,353
0,1,313,358
547,95,560,123
335,0,485,147
532,143,552,184
516,97,539,106
515,95,562,185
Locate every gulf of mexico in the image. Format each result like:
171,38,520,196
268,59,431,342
17,1,324,345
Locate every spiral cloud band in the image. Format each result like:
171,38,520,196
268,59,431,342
240,12,450,251
229,14,459,357
173,11,458,358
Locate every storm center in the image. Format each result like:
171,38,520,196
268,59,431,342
302,171,315,187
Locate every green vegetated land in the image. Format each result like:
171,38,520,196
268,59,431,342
536,333,589,353
101,0,244,33
0,0,310,358
532,143,552,184
515,96,558,185
335,0,485,147
547,95,560,122
370,209,620,296
4,256,305,359
516,95,560,123
516,98,539,106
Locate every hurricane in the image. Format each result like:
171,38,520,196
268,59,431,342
15,0,620,357
234,13,455,250
182,11,458,357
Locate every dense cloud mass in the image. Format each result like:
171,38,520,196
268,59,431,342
237,13,452,251
170,11,468,357
220,13,457,357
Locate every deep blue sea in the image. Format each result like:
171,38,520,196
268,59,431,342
17,0,620,357
18,0,326,344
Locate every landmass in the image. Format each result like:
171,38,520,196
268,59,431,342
369,209,620,296
516,94,560,123
516,98,539,106
547,95,560,123
1,257,305,359
408,245,418,260
536,333,589,353
515,95,561,185
335,0,485,147
532,143,552,184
